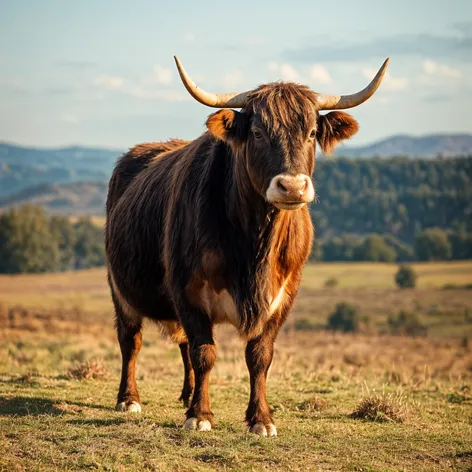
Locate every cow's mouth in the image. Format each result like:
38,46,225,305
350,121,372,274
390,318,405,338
272,202,305,211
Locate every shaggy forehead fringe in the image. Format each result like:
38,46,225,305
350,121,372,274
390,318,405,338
248,83,319,133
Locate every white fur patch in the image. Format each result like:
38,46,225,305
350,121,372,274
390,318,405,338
183,417,212,432
200,284,240,329
115,401,142,413
269,279,288,315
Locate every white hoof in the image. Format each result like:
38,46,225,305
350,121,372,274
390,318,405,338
115,401,142,413
249,423,268,436
183,417,212,432
266,423,278,437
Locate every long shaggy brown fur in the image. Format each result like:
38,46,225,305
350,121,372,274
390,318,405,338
105,81,359,431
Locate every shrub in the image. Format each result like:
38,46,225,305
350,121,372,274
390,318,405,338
387,310,427,337
324,277,339,288
395,265,417,289
293,318,317,331
327,303,360,332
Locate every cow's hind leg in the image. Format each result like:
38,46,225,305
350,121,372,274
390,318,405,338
178,342,195,407
157,321,195,407
114,301,143,413
179,308,216,432
245,320,280,437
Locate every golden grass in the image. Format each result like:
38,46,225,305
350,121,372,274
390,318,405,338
1,261,472,470
302,260,472,289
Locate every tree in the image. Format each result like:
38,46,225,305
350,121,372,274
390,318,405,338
74,218,105,269
354,234,397,262
415,228,452,261
50,215,76,271
0,205,60,273
395,265,416,289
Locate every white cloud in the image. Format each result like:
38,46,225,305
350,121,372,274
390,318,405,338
151,65,173,85
93,75,124,91
127,86,187,102
0,76,27,91
422,59,462,79
279,64,300,82
309,65,332,85
223,70,244,88
61,113,79,124
267,62,301,82
363,68,408,91
182,32,195,42
245,37,265,47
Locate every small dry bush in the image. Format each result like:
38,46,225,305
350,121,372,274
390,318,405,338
324,277,339,288
351,391,409,423
67,359,109,380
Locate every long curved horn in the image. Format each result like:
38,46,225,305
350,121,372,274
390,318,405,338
174,56,250,108
317,58,390,110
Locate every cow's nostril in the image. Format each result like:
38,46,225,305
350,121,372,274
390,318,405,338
277,180,288,193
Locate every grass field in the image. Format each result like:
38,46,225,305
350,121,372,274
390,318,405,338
1,262,472,471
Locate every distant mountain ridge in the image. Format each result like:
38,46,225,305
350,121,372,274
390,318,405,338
334,134,472,158
1,133,471,209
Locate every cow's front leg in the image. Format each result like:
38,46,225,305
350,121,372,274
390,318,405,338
180,311,216,432
245,322,279,437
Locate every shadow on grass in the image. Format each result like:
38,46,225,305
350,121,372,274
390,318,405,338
66,418,126,426
0,395,113,416
0,396,62,416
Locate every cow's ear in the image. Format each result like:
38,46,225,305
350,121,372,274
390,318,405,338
206,109,248,143
316,111,359,156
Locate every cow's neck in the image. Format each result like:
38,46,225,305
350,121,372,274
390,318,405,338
226,145,295,272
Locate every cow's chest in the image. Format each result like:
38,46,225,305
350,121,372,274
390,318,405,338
198,278,289,331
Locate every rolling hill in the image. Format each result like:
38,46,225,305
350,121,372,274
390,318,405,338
0,133,471,214
334,133,472,158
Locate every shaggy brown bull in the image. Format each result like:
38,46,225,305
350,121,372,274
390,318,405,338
105,56,389,436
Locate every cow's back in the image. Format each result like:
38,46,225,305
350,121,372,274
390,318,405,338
106,140,189,215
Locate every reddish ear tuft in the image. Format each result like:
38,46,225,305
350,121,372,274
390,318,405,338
316,111,359,156
206,110,237,141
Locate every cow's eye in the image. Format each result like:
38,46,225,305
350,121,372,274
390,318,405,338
309,129,316,139
253,130,263,140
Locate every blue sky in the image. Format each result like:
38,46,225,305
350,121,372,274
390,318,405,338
0,0,471,148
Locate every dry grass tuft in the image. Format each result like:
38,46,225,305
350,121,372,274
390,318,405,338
351,391,409,423
67,359,109,381
296,396,328,412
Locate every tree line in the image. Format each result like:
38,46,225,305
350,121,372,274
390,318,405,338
311,156,472,243
0,155,471,273
0,205,104,273
310,229,472,262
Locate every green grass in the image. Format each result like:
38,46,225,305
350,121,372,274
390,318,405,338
1,367,471,471
1,261,472,471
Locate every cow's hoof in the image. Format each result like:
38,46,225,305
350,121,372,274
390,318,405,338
183,417,212,432
115,401,142,413
249,423,277,437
